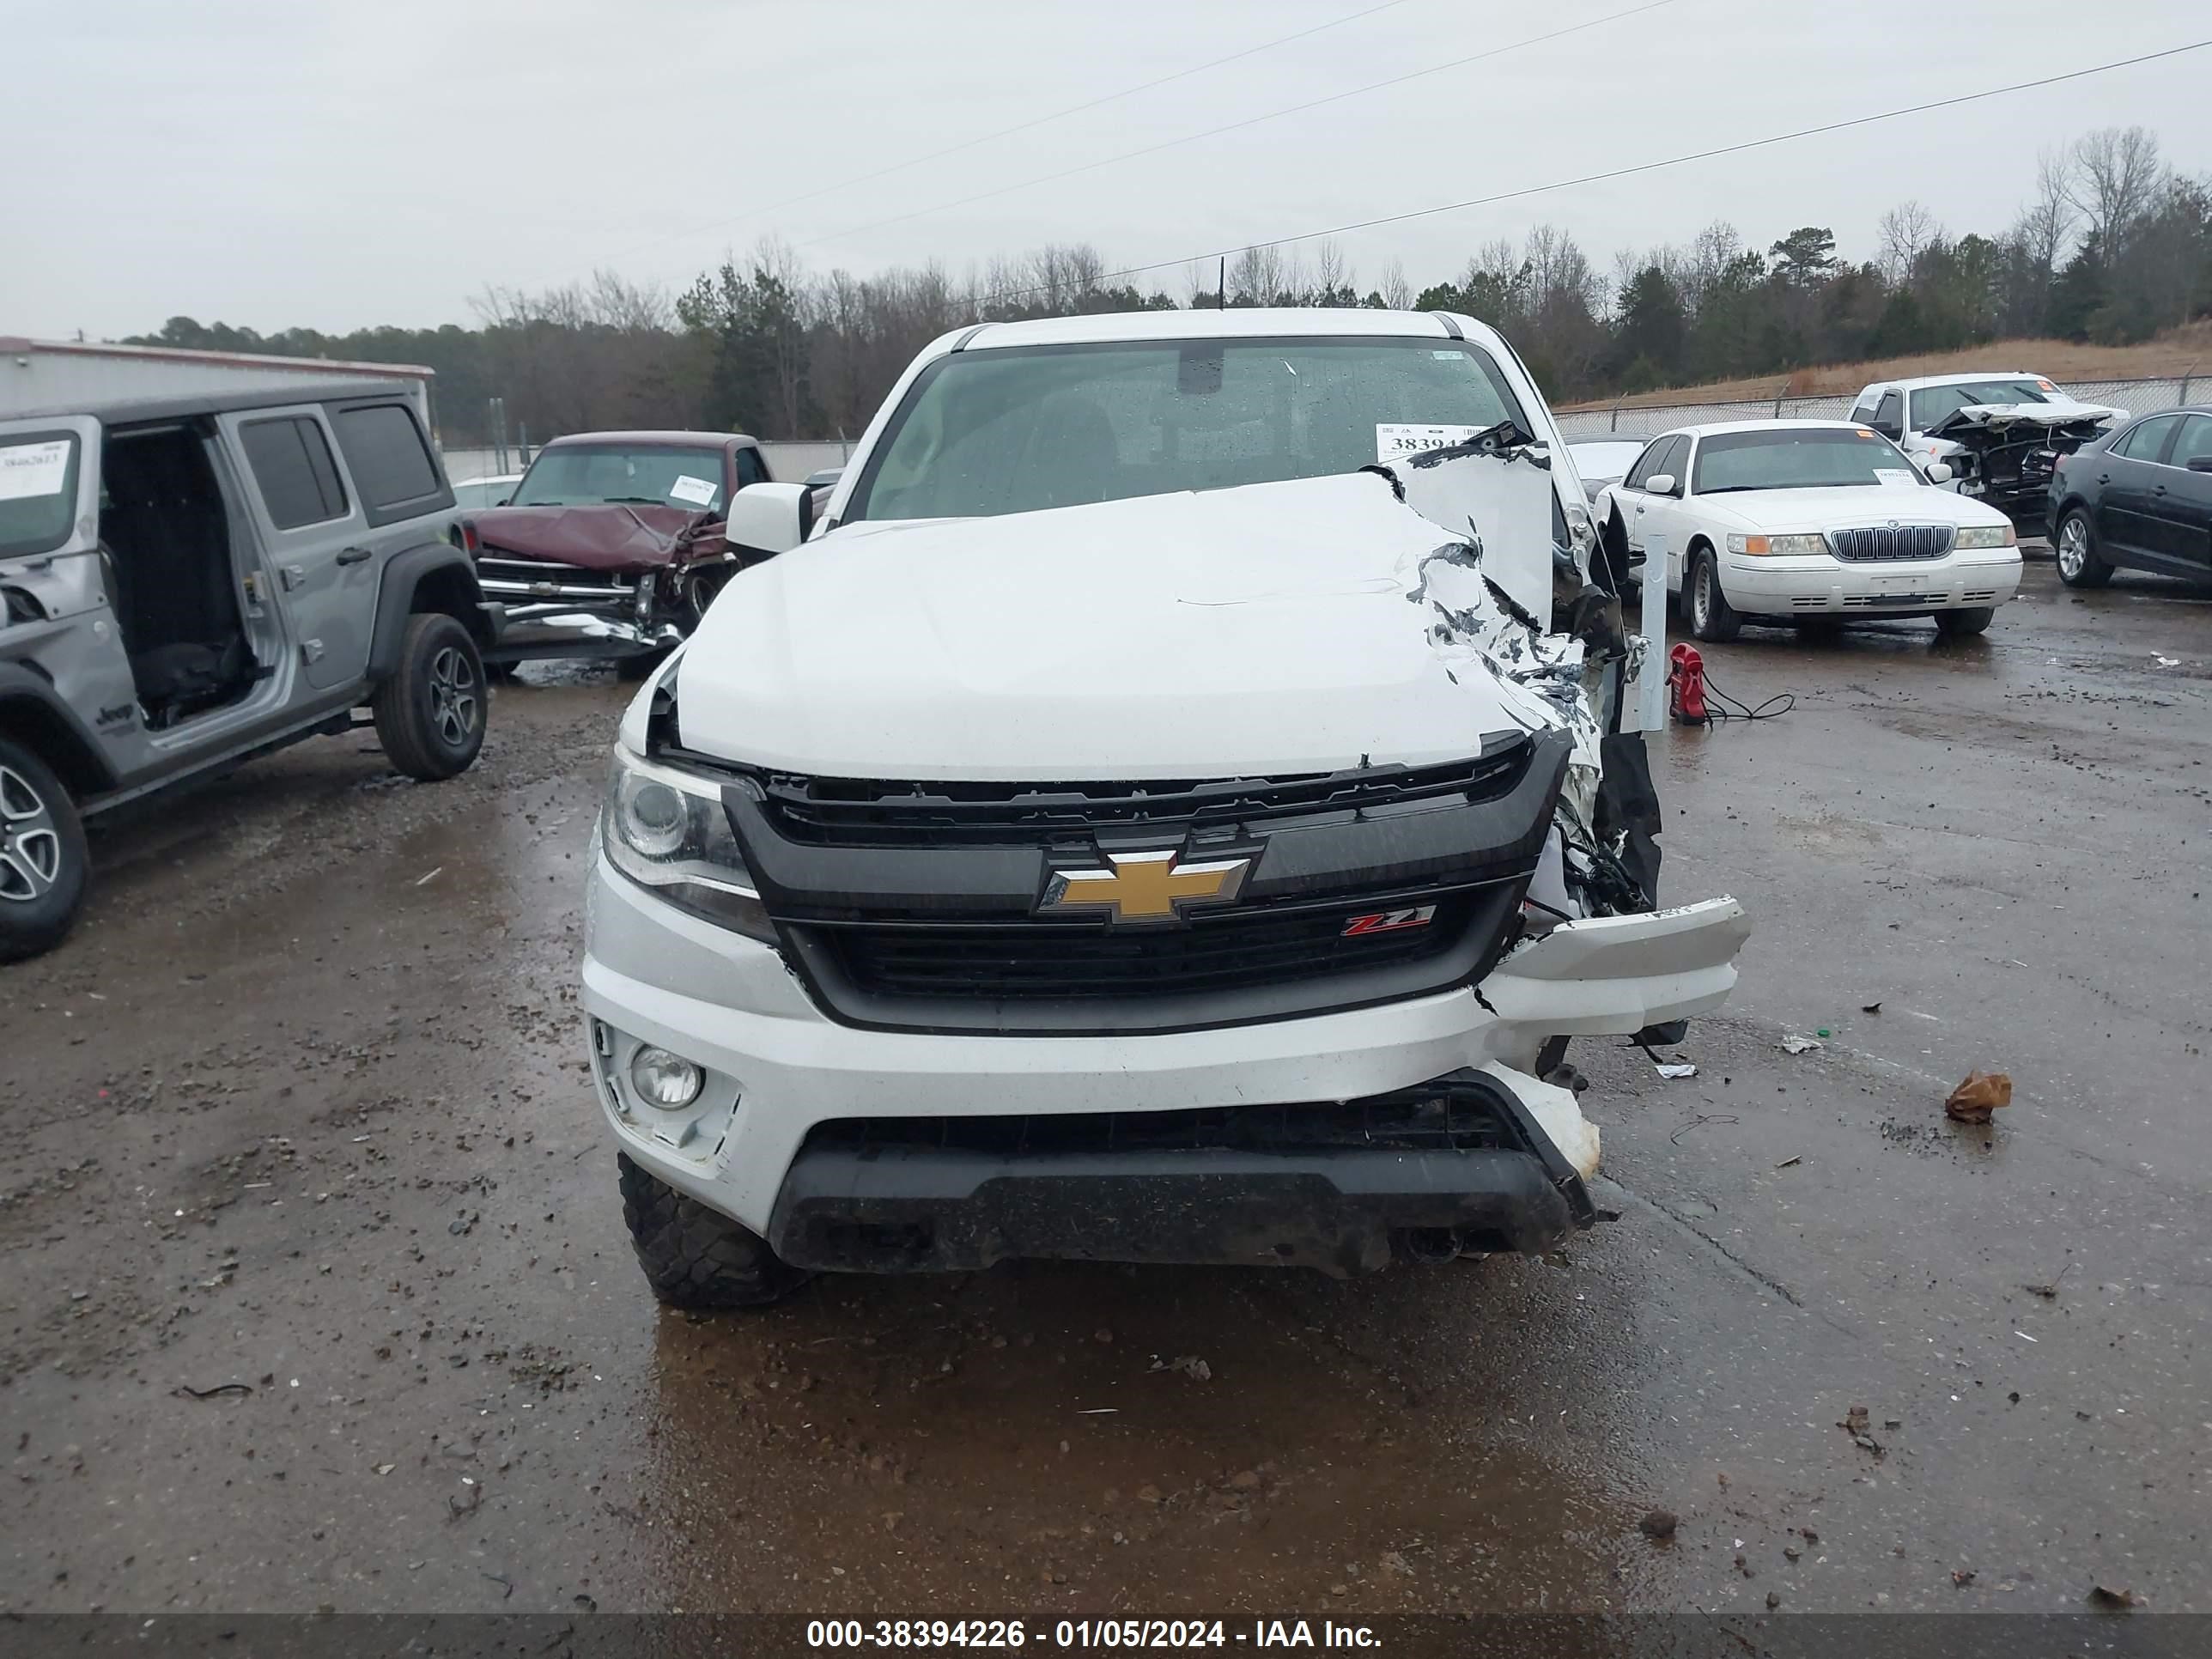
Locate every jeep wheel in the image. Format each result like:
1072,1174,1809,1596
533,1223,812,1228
373,614,487,781
618,1152,809,1309
0,738,90,963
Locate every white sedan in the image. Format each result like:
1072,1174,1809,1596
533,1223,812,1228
1594,420,2022,641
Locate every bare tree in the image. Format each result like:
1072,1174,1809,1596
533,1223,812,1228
1227,244,1299,307
1876,201,1942,284
2066,126,2164,255
1310,239,1352,305
1376,258,1413,311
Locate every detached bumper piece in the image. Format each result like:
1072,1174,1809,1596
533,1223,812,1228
766,1068,1595,1278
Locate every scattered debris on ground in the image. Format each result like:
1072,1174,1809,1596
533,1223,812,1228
1151,1355,1212,1382
1781,1034,1824,1054
1655,1061,1698,1079
2087,1584,2142,1610
1838,1403,1886,1457
1945,1070,2013,1123
1638,1509,1679,1540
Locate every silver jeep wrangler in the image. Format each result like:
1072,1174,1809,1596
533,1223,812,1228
0,385,495,961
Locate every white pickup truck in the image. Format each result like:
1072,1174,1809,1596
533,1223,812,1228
579,307,1749,1305
1849,372,2124,518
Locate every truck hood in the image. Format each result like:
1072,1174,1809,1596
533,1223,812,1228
1925,400,2120,444
470,502,724,571
673,468,1575,781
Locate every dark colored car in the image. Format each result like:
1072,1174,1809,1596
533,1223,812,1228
461,431,781,669
2048,407,2212,588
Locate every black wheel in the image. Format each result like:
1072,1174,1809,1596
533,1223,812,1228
672,563,730,635
372,613,487,781
2053,509,2112,588
617,1152,809,1308
1935,606,1996,639
1686,546,1742,642
0,737,90,963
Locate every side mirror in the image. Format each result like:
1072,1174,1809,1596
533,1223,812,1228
2188,456,2212,473
1644,472,1678,497
1923,461,1954,484
721,481,809,553
494,496,510,507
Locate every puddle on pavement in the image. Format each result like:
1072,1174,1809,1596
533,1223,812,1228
628,1261,1658,1614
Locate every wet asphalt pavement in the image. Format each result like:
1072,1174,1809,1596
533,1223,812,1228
3,555,2209,1621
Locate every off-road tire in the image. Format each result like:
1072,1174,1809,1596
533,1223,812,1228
617,1152,809,1308
372,613,487,781
1935,606,1996,639
2053,508,2113,589
1686,545,1742,642
0,736,90,963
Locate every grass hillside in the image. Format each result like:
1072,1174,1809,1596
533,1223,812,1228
1563,320,2212,410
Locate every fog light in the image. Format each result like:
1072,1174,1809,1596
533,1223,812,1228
629,1047,702,1109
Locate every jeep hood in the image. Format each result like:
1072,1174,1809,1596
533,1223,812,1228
471,502,724,571
673,462,1583,782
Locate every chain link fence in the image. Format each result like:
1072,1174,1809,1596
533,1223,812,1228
1554,374,2205,440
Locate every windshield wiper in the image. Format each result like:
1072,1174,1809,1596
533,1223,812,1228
600,496,661,505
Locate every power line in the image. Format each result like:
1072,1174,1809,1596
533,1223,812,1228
802,1,1677,252
586,0,1425,284
974,38,2212,307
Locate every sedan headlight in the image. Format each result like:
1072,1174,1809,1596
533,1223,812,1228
602,747,774,941
1954,525,2017,549
1728,532,1828,556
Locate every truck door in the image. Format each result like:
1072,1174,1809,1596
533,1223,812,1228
319,398,455,688
223,405,370,690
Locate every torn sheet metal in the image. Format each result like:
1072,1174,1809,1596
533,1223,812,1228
1927,399,2122,439
471,502,726,571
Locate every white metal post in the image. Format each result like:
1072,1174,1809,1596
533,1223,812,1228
1638,532,1669,732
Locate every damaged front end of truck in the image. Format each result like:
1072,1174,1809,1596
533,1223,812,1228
592,430,1747,1279
464,503,740,668
1927,399,2123,517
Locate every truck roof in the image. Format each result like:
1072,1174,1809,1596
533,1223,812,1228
539,430,754,448
947,307,1489,351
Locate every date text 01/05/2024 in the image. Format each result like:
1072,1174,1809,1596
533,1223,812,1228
805,1620,1382,1649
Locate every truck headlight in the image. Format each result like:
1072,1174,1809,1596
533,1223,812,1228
603,747,774,941
1954,525,2016,549
1728,533,1826,556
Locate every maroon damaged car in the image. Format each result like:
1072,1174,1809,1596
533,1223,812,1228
461,431,781,673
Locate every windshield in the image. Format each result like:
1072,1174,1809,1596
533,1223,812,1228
845,337,1528,521
0,433,82,561
1692,428,1923,494
510,445,725,512
1911,380,2053,428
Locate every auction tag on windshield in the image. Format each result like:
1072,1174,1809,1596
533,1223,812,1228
1376,423,1484,463
0,440,72,502
667,473,717,507
1873,468,1920,487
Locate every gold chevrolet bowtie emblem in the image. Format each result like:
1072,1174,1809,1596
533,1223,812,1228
1039,849,1253,924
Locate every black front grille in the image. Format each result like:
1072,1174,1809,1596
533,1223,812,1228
817,892,1474,1001
757,741,1532,848
1828,524,1954,562
802,1086,1517,1158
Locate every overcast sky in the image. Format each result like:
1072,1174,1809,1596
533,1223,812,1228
8,0,2210,340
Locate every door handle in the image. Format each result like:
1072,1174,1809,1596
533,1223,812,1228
2154,485,2169,496
336,546,373,566
2098,473,2110,483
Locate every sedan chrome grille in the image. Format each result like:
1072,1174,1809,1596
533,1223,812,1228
1828,524,1954,562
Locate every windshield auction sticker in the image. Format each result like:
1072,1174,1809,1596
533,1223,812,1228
667,473,718,507
0,439,71,501
1376,423,1483,463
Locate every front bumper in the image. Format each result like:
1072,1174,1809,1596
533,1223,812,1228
1723,551,2022,616
581,848,1747,1267
766,1071,1594,1276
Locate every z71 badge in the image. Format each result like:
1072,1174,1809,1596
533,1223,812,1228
1341,905,1437,937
